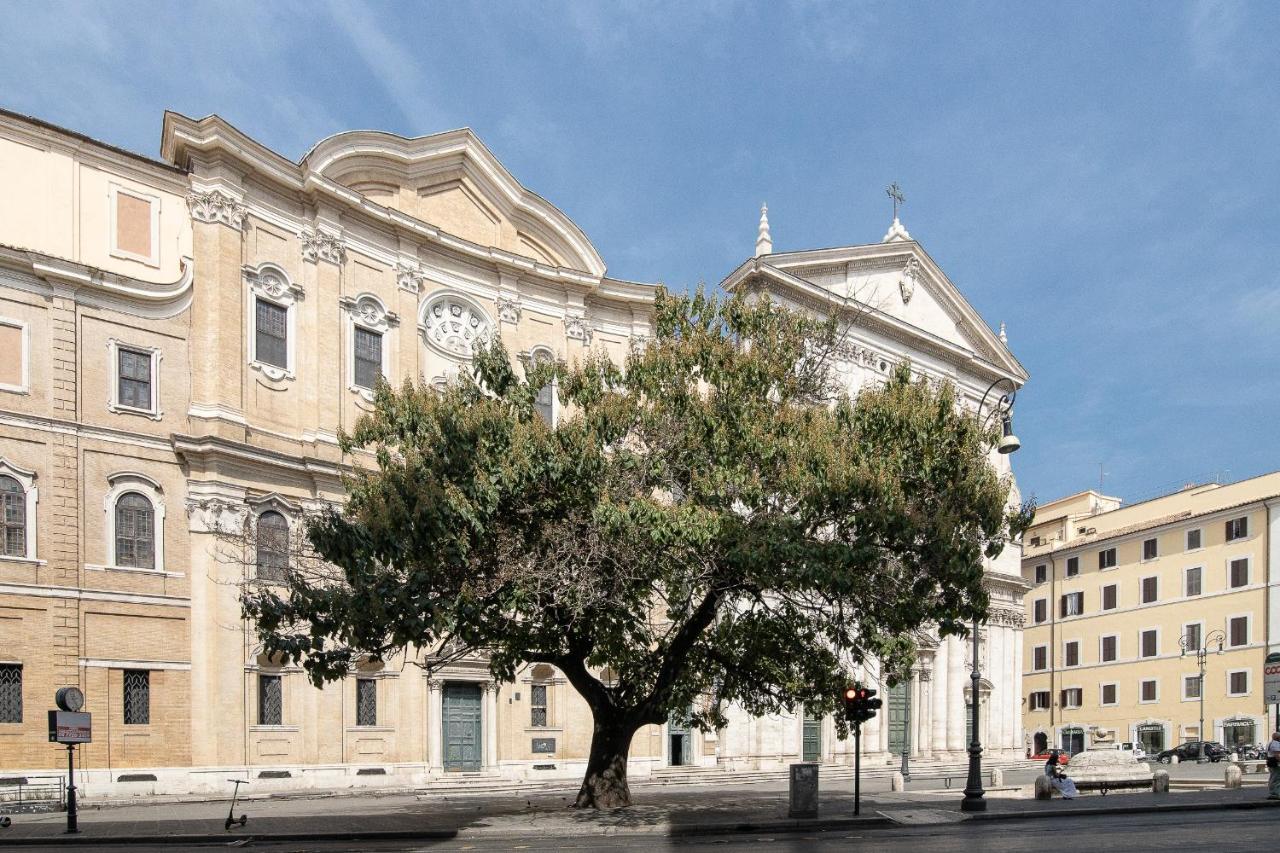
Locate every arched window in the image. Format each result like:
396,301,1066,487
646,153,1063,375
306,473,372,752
1,475,25,558
529,346,556,426
255,511,289,582
114,492,155,569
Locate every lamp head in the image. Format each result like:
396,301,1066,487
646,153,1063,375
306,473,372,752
997,414,1020,454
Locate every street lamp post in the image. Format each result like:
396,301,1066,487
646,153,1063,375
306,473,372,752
961,377,1022,813
1180,629,1225,762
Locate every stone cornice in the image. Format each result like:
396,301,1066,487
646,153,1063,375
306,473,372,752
0,244,194,319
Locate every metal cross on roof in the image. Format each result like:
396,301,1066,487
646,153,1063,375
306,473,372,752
886,182,905,219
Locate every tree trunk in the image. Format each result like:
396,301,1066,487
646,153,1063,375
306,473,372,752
573,715,639,809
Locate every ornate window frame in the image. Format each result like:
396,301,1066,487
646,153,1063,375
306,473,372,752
527,345,559,427
102,472,166,573
108,183,161,268
106,338,163,420
244,263,303,382
0,459,38,562
340,293,398,401
0,317,29,395
419,291,494,362
246,492,300,583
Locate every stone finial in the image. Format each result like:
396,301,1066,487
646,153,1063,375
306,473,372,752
882,216,912,243
755,203,773,257
999,322,1008,344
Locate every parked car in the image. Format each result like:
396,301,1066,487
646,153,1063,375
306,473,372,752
1153,741,1230,763
1029,749,1071,765
1115,741,1146,760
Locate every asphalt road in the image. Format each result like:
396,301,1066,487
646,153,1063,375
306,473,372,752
8,807,1277,852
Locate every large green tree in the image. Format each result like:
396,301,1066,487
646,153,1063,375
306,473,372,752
242,287,1030,809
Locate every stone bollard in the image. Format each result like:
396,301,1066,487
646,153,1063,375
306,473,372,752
992,768,1004,787
890,771,905,792
1170,755,1179,765
1224,764,1243,789
1152,769,1169,793
1034,774,1053,800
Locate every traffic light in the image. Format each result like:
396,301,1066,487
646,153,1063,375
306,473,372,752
841,683,883,724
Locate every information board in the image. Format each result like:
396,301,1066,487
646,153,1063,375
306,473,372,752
1264,652,1280,704
48,710,92,744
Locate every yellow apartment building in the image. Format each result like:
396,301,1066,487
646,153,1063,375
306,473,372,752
1021,474,1280,757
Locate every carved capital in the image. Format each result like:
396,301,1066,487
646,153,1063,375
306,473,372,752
564,315,592,344
187,190,246,230
301,229,346,265
629,334,650,354
396,261,425,294
496,295,521,325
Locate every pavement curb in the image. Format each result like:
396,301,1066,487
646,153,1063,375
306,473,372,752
0,828,459,847
969,798,1280,822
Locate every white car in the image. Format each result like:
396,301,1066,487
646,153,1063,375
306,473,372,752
1115,741,1147,760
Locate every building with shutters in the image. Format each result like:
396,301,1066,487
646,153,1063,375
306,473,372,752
0,107,1028,796
1021,474,1280,757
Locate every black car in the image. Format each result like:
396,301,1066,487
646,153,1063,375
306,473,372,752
1153,741,1230,763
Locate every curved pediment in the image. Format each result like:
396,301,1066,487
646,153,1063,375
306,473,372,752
301,129,605,276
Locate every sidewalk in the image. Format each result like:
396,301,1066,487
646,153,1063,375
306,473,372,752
1,778,1276,845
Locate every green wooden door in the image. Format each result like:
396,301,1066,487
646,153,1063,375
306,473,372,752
802,711,822,762
443,683,482,772
887,683,909,754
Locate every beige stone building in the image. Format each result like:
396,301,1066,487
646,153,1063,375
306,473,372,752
1,108,1029,796
1021,474,1280,757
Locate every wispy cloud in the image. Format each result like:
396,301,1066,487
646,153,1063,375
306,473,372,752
1186,0,1244,77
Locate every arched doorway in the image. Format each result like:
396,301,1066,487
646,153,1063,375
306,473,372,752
1033,731,1048,755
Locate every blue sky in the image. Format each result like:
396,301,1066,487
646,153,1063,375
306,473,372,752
3,0,1278,506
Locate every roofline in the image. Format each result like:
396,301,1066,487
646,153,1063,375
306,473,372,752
1,105,185,175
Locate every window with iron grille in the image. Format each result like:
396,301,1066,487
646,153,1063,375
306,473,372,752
1228,616,1248,647
255,299,288,369
1225,516,1248,541
1,475,25,558
1229,558,1249,589
1183,674,1201,699
259,674,282,725
1100,683,1117,705
1186,528,1201,550
1228,670,1249,695
117,348,152,410
1185,566,1202,596
0,664,21,723
1060,688,1082,709
1140,629,1158,658
1183,622,1202,651
1140,679,1158,702
530,684,548,728
255,511,289,582
1029,691,1050,711
1065,556,1079,577
356,678,377,726
115,492,155,569
1098,548,1116,569
1102,583,1117,610
1100,635,1117,662
1063,641,1080,667
123,669,150,725
1033,598,1047,624
353,327,382,390
1142,538,1158,560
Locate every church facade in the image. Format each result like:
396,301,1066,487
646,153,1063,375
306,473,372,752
0,108,1027,796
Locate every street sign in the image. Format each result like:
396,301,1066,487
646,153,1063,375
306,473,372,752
1264,652,1280,704
48,710,92,744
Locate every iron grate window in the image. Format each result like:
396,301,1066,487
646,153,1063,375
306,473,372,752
259,674,282,726
115,492,155,569
356,678,377,727
255,511,289,582
530,684,548,728
117,348,152,410
1,475,25,558
353,328,383,390
255,299,288,369
123,669,150,725
0,664,21,723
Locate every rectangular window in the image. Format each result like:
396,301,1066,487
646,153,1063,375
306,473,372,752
117,347,153,410
1225,517,1248,541
1100,683,1118,706
1141,576,1158,604
1034,564,1047,584
255,298,288,369
114,189,153,260
1098,548,1116,569
1183,675,1201,700
1183,622,1202,652
258,674,282,726
0,664,21,723
1064,641,1080,668
1100,635,1117,662
531,684,548,728
1034,598,1047,624
1140,679,1158,702
123,669,150,725
1140,629,1158,658
1228,670,1249,696
1102,583,1118,610
1228,616,1248,648
1060,591,1084,617
1229,558,1249,589
1060,688,1082,709
1029,691,1050,711
0,321,25,392
1066,556,1079,577
356,678,377,726
1186,529,1201,551
353,327,383,390
1185,566,1202,597
1142,538,1158,560
1033,646,1048,672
